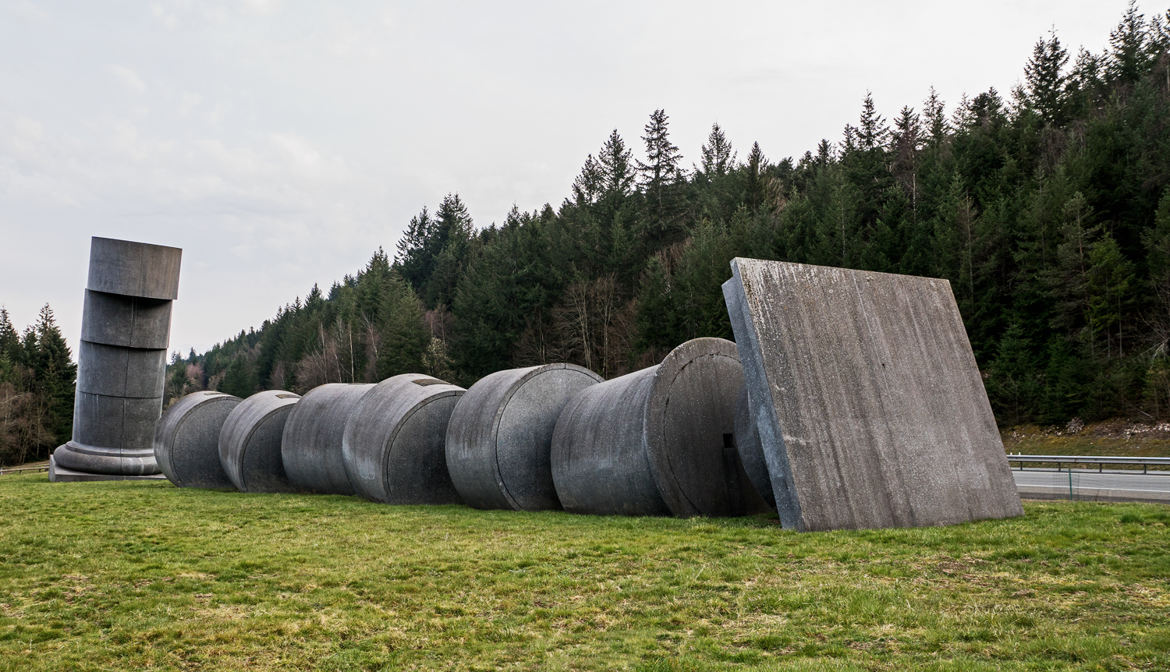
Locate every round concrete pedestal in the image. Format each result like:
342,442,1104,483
281,383,374,496
551,338,766,517
342,374,465,504
154,391,241,489
218,390,301,493
445,364,603,511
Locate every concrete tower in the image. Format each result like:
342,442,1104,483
50,237,182,482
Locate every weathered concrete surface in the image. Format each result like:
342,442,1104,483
342,374,465,505
445,364,603,511
723,258,1024,531
218,390,301,493
80,290,172,349
154,391,240,489
281,383,374,496
551,338,766,517
86,236,182,300
51,236,181,480
733,386,777,510
49,455,166,482
76,341,167,398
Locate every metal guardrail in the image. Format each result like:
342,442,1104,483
0,465,49,476
1008,454,1170,474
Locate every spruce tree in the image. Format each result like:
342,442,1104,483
32,304,75,449
698,123,735,177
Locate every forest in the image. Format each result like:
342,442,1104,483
3,5,1169,466
0,306,76,465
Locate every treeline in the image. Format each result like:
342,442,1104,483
176,4,1170,427
0,306,75,465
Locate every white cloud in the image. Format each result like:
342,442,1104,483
107,64,147,93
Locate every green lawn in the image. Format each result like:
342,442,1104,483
0,474,1167,671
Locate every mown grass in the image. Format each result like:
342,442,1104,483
1,475,1168,671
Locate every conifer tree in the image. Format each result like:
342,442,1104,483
697,123,735,177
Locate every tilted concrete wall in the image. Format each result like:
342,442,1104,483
723,257,1023,531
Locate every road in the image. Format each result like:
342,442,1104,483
1013,469,1170,503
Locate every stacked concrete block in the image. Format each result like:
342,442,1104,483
550,338,767,517
723,257,1024,531
445,364,603,511
154,391,240,489
219,390,302,493
50,237,181,482
342,374,465,505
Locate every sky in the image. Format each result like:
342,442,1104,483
0,0,1159,358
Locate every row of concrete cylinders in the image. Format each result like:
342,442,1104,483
154,337,774,516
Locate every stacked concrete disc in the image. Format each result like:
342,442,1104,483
342,374,465,504
551,338,767,517
51,237,181,482
154,391,241,489
445,364,603,511
219,390,301,493
281,383,374,495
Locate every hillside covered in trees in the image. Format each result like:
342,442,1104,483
167,5,1169,428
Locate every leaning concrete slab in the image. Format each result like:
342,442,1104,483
154,391,241,489
51,237,181,481
445,364,603,511
723,258,1023,531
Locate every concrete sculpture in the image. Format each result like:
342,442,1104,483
733,386,777,510
723,257,1024,531
218,390,301,493
445,364,604,511
154,390,240,489
342,374,465,505
281,383,374,496
50,237,181,482
550,338,767,517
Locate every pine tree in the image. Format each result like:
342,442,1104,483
857,92,890,150
698,123,736,177
598,130,635,198
1023,30,1070,124
571,154,604,205
32,304,75,449
1108,0,1151,84
637,109,685,190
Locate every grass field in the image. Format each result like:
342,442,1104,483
0,474,1168,671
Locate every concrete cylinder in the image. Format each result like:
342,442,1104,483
154,391,241,489
51,237,181,481
445,364,603,511
551,337,767,517
218,390,301,493
281,383,374,496
342,374,465,504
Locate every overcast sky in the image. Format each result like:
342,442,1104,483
0,0,1156,357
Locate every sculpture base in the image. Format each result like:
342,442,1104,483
50,441,161,478
49,455,167,482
